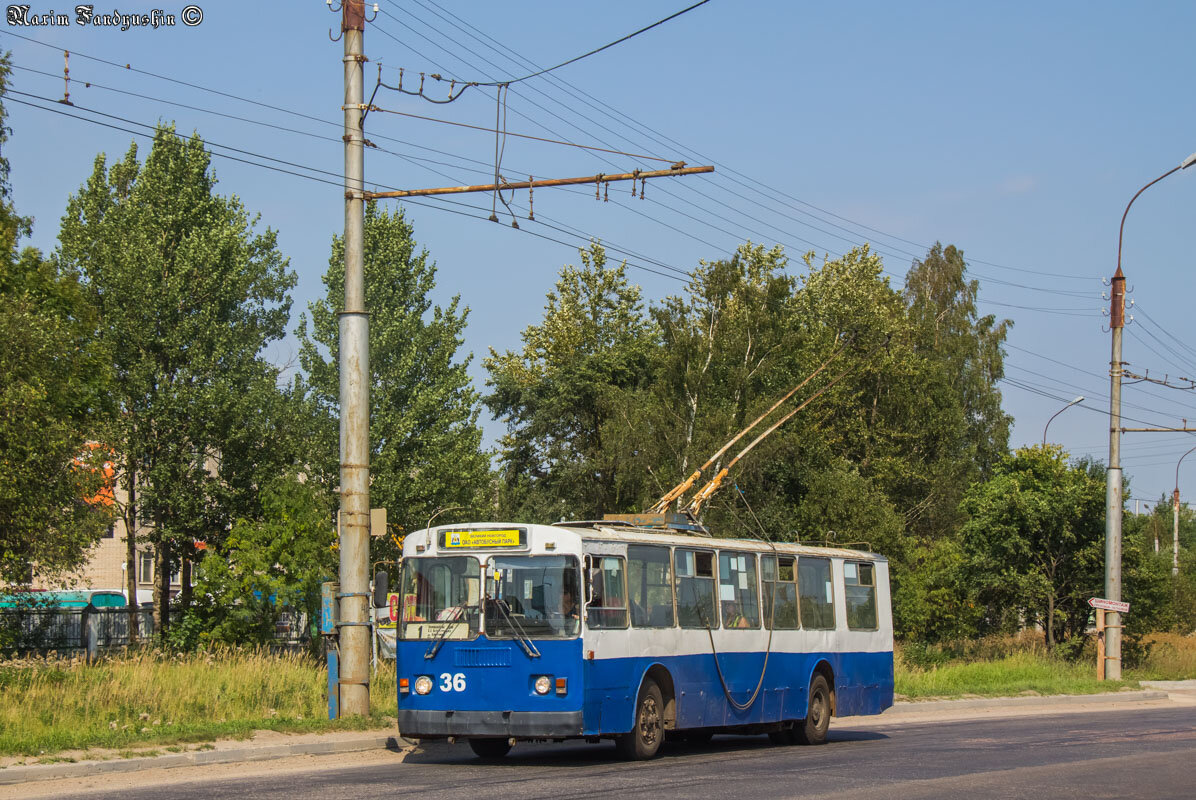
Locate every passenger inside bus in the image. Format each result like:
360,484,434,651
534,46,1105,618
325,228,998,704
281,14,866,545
722,600,751,628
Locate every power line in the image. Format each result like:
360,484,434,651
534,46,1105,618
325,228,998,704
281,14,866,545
384,0,712,87
8,90,693,285
410,0,1094,283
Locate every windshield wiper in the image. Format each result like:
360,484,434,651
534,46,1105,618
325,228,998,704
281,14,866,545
423,604,470,659
489,598,541,658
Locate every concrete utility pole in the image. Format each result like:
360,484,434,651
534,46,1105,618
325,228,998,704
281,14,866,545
1105,151,1196,680
338,0,371,717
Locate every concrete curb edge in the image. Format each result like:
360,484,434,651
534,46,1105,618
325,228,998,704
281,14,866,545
884,689,1169,714
0,734,409,786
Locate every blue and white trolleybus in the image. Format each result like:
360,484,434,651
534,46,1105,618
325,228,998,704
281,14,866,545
394,518,893,759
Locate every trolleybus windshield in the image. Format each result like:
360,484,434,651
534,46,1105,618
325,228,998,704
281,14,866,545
399,556,481,640
485,555,581,639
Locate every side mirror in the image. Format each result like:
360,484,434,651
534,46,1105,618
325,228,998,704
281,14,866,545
372,569,389,608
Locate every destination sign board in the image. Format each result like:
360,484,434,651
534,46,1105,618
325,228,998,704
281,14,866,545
1088,597,1130,614
440,528,526,549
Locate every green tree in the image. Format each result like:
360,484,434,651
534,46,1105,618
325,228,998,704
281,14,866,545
642,243,799,509
55,126,295,633
299,202,487,548
485,242,657,520
0,52,113,585
190,474,334,648
959,445,1105,648
904,242,1012,538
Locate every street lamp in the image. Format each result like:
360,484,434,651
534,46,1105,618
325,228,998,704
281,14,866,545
1172,445,1196,577
1043,396,1085,445
1105,150,1196,680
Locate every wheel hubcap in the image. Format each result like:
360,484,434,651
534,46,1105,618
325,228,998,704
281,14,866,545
640,696,660,745
811,690,826,729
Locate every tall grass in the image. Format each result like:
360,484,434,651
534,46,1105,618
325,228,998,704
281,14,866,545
895,631,1196,700
0,648,396,758
896,650,1133,699
1132,632,1196,680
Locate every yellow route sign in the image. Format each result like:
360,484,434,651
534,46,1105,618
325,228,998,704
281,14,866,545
441,528,524,549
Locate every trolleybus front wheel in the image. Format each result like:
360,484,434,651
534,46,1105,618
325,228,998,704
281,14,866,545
795,674,831,745
616,680,664,760
468,738,512,759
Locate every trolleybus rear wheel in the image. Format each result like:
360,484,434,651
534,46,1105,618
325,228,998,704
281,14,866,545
468,738,512,759
795,674,831,745
616,679,664,760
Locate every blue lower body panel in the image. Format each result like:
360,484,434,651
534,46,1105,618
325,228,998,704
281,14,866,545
582,650,893,735
395,638,892,740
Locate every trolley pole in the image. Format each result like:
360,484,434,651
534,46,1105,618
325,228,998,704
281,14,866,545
338,0,371,717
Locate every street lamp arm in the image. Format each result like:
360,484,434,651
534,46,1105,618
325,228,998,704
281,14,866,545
1175,444,1196,495
1117,165,1185,275
1043,395,1085,445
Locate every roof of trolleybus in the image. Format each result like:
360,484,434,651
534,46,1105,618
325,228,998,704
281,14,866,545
401,521,887,563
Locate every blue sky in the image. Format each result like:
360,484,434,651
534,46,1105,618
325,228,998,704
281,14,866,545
3,1,1195,510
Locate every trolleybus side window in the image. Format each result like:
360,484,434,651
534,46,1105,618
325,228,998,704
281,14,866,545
585,555,629,629
628,545,675,628
718,551,760,629
798,557,836,630
844,561,878,630
675,549,718,628
761,554,799,630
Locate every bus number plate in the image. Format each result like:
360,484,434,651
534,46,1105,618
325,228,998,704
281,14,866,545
439,672,467,692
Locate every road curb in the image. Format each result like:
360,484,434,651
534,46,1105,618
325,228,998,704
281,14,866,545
0,733,410,786
885,689,1169,714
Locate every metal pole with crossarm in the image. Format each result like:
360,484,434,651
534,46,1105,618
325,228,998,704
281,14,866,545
1104,150,1196,680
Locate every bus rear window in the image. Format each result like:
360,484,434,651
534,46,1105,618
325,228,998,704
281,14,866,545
845,561,878,630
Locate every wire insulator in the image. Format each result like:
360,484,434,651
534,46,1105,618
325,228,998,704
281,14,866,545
528,176,534,220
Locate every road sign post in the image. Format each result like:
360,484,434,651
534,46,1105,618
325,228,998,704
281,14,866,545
1089,597,1129,680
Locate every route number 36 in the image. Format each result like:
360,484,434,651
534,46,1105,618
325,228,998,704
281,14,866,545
439,672,467,692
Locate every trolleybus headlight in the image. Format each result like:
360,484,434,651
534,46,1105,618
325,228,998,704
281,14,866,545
534,675,552,695
414,675,434,695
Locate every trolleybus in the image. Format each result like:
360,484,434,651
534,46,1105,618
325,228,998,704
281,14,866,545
393,519,892,759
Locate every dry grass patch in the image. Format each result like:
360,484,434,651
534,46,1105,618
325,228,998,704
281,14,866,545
0,648,396,758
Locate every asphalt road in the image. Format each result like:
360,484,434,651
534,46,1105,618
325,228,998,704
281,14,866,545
53,706,1196,799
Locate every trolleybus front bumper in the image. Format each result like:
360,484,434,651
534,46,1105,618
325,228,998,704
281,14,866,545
398,709,584,739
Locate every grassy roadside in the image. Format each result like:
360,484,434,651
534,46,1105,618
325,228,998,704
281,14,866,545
4,633,1194,759
895,632,1196,701
0,648,396,759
